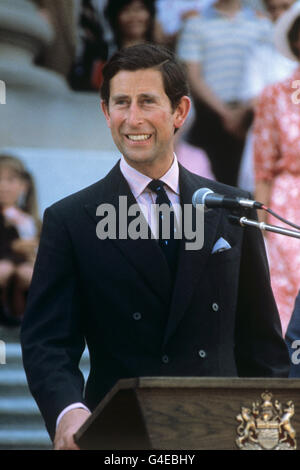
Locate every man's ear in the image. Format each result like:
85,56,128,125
173,96,191,130
101,100,111,128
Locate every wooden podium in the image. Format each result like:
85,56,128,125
74,377,300,450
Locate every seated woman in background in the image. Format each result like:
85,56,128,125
105,0,165,52
0,155,40,326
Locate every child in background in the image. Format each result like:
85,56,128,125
0,155,40,326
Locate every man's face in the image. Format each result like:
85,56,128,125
266,0,295,22
101,68,190,176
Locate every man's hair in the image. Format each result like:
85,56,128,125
288,16,300,59
100,43,190,111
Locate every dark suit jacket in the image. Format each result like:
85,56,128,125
20,162,290,440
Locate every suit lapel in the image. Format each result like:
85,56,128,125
84,162,172,306
163,165,222,346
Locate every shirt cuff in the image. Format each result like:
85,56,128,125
56,403,91,429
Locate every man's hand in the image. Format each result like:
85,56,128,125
54,408,91,450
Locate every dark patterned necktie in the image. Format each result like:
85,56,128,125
147,179,180,277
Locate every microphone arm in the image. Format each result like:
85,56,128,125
229,215,300,240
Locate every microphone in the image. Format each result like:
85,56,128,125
192,188,263,210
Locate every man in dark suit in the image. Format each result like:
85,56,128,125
21,44,290,450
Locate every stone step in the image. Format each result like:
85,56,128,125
0,334,90,449
0,397,47,432
0,396,46,421
2,415,45,428
2,420,46,431
0,429,52,450
0,396,41,414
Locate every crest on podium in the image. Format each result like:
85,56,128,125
236,391,297,450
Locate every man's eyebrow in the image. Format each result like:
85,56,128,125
111,94,129,102
111,93,159,101
139,93,159,100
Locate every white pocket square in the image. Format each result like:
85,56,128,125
212,237,231,254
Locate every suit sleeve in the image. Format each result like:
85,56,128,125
20,206,86,441
234,207,290,377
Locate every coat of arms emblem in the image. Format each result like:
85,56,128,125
236,391,297,450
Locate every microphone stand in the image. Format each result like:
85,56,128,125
229,215,300,240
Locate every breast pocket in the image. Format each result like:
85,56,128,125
209,245,240,266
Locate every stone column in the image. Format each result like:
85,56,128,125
0,0,68,94
0,0,114,150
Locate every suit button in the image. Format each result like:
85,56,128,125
133,312,142,320
212,303,219,312
198,350,207,359
162,354,169,364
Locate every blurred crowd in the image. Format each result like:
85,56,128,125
1,0,300,341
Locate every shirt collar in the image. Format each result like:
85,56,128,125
120,154,180,199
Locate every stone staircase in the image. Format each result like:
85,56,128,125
0,326,90,450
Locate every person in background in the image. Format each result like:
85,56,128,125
104,0,165,53
253,1,300,336
155,0,212,50
238,0,297,193
32,0,77,78
176,0,272,186
0,155,40,326
69,0,109,91
174,136,215,179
